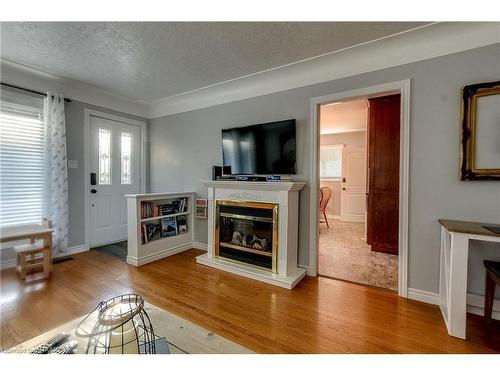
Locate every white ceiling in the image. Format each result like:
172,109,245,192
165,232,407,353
0,22,429,102
320,100,367,134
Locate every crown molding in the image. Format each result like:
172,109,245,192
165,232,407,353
1,58,150,118
149,22,500,119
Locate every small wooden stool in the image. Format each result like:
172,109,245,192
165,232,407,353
15,243,51,279
483,260,500,323
14,220,52,279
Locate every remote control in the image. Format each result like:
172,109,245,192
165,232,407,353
30,333,70,354
49,340,78,354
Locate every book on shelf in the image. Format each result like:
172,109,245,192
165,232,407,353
143,223,161,243
179,197,188,213
161,217,178,237
177,215,187,234
141,197,189,219
158,202,178,215
141,201,160,219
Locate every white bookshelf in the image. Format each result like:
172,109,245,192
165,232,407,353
126,192,195,266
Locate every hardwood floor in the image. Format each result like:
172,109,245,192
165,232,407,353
1,249,499,353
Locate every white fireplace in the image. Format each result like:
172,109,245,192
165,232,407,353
196,180,306,289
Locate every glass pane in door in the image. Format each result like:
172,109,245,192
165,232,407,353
121,132,132,184
98,128,111,185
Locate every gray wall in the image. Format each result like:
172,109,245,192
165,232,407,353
149,43,500,296
65,101,149,247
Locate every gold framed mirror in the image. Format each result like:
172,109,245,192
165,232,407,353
460,80,500,180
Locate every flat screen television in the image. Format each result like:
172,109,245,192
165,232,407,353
222,119,296,175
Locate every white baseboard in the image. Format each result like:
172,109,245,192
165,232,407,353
340,216,365,223
407,288,440,305
326,214,342,220
297,264,312,276
466,292,500,320
126,242,193,267
59,244,89,257
192,242,208,251
407,288,500,319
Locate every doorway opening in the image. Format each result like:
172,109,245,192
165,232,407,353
318,93,401,291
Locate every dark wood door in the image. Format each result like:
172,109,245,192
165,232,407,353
367,94,400,254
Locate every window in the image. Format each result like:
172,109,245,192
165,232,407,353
120,132,132,184
98,128,111,185
0,89,45,227
320,144,343,180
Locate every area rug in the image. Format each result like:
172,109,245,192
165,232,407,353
7,302,254,354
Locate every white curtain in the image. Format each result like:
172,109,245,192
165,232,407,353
44,93,69,255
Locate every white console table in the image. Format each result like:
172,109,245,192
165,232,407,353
438,219,500,339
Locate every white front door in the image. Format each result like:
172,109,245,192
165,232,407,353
89,115,142,247
340,146,367,223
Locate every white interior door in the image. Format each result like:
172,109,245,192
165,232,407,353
340,146,367,222
89,115,142,247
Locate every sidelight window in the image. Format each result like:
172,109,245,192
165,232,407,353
120,132,132,185
98,128,111,185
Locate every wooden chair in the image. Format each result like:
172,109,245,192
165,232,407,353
15,219,52,279
484,260,500,323
319,186,332,229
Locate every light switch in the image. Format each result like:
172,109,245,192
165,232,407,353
68,159,78,169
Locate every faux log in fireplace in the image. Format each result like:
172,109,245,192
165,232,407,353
215,200,278,273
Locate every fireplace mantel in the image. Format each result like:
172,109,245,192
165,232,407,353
196,179,307,289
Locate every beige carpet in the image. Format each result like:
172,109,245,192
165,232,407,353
319,220,398,291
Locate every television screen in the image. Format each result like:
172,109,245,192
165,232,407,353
222,119,296,175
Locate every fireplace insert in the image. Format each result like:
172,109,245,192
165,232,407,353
215,200,278,273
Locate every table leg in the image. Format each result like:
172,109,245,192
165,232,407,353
20,253,26,279
484,270,495,323
43,247,51,278
42,232,53,273
439,227,450,331
447,232,469,339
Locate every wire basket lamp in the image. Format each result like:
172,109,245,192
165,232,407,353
76,294,156,354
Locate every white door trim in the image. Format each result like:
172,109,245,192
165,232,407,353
84,109,147,250
309,79,411,298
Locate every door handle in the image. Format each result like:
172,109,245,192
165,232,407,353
91,189,97,194
90,172,97,186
